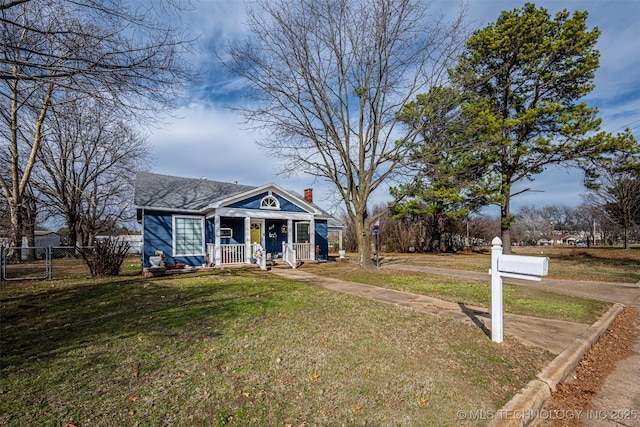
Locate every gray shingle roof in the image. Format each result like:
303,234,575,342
134,172,256,211
134,172,345,228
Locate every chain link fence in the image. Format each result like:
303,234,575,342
1,246,96,281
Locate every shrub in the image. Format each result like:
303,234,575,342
81,238,130,276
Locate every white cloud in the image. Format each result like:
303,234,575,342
147,103,338,206
150,104,269,182
146,0,639,214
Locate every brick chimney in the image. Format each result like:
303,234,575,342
304,188,313,203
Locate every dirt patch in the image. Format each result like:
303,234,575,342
538,306,638,427
568,250,592,259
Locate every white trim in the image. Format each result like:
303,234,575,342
205,183,322,214
208,207,316,221
295,221,311,243
135,205,202,214
260,195,280,210
310,217,315,260
172,215,205,256
244,217,252,264
214,215,221,265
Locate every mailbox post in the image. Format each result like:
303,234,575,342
491,238,504,343
490,237,549,343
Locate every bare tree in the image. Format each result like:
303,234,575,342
512,206,544,245
34,98,151,248
382,210,426,253
336,210,357,252
226,0,467,266
584,162,640,249
0,0,192,257
467,216,500,249
574,203,601,247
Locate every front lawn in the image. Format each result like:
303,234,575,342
380,246,640,283
1,268,552,426
304,262,610,324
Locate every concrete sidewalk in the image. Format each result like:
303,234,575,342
270,264,639,427
382,263,640,305
271,268,590,354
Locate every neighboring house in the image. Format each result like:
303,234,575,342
21,231,61,260
537,233,576,246
134,172,344,269
95,234,143,254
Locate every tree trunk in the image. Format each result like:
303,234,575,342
501,195,512,254
25,229,35,262
429,213,442,253
65,209,79,247
23,192,37,261
7,199,22,263
355,213,373,268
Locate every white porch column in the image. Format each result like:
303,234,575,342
287,219,293,245
214,215,221,266
309,217,315,260
338,229,345,258
244,217,251,264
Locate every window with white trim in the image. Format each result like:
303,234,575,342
174,216,204,255
295,222,310,243
260,195,280,210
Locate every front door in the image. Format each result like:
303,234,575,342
250,221,263,246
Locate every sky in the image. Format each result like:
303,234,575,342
147,0,640,217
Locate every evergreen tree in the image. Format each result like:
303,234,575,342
450,3,636,251
393,86,492,252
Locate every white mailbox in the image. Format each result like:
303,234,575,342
497,254,548,279
490,237,552,344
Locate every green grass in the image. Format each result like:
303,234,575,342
379,246,640,283
304,263,610,324
1,267,553,426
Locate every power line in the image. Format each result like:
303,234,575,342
611,118,640,133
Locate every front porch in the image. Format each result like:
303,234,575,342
206,242,313,269
204,210,327,269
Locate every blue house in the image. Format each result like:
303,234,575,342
134,172,343,269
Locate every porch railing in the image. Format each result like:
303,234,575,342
206,242,310,268
221,244,246,264
293,242,312,260
207,243,247,266
282,242,297,268
207,243,268,268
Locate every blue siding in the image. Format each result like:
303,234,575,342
143,211,172,268
220,217,245,244
141,206,332,267
205,219,215,245
265,220,288,255
143,210,206,268
277,193,306,212
228,192,305,213
315,220,328,261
